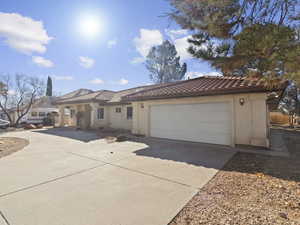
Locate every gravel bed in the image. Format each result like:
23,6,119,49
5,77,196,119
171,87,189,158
0,137,29,159
170,150,300,225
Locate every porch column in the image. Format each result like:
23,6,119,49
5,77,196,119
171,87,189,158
58,105,65,127
90,103,96,129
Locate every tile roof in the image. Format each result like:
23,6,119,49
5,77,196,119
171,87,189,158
55,90,115,105
58,89,93,100
106,83,171,104
123,76,285,101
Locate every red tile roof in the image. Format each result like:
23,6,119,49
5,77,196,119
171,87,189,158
123,76,285,101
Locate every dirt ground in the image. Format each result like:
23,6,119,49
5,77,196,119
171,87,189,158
170,133,300,225
0,137,29,159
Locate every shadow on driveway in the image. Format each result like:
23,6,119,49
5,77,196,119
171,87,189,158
32,127,99,143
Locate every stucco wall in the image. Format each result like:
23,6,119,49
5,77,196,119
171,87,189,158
132,93,269,147
90,104,132,130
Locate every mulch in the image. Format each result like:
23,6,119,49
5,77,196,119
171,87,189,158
170,150,300,225
0,137,29,159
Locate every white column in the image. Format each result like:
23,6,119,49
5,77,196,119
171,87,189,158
58,106,65,127
90,103,96,129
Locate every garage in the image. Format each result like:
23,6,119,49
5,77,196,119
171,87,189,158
150,102,232,145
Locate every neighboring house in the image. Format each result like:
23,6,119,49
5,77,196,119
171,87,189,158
55,76,285,148
8,96,59,125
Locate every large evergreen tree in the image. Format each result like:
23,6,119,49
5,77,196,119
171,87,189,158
46,76,52,96
168,0,300,86
146,40,187,84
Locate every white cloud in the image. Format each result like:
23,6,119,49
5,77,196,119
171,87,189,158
185,71,222,79
118,78,129,85
0,12,52,54
89,78,104,85
79,56,95,69
32,56,54,68
132,29,163,63
174,35,193,61
53,75,74,81
107,39,117,48
165,29,188,41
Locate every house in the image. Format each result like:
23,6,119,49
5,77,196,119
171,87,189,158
55,76,285,148
7,96,58,125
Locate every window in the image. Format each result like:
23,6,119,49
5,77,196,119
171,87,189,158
31,112,37,117
115,107,121,113
127,107,133,120
38,112,46,117
70,109,75,118
97,108,104,120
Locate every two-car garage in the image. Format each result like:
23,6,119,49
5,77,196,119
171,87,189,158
129,76,272,148
149,102,232,146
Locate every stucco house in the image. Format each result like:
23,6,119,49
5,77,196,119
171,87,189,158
55,76,285,148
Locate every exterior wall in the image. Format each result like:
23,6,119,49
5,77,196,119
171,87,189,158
90,103,110,128
91,103,132,130
132,93,269,147
90,104,133,130
108,105,132,130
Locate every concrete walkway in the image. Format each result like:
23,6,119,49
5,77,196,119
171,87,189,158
0,128,235,225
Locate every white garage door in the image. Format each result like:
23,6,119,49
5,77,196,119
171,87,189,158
150,102,232,145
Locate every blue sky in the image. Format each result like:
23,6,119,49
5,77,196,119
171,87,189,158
0,0,217,95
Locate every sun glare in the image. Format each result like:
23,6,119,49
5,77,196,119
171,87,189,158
78,14,102,38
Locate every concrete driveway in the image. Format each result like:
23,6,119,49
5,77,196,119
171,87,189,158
0,128,235,225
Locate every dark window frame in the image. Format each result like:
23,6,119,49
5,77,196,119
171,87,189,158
38,112,46,117
127,107,133,120
115,107,122,113
97,108,104,120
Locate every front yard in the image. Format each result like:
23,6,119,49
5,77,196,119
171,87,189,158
170,131,300,225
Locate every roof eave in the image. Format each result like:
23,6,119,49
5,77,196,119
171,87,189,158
124,88,275,102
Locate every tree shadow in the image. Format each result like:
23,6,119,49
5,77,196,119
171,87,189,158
32,127,100,143
131,136,300,183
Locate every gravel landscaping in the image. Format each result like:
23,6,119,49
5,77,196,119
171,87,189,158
170,133,300,225
0,137,29,159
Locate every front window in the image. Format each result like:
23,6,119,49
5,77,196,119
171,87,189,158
38,112,46,117
31,112,37,117
115,107,121,113
97,108,104,120
127,107,133,120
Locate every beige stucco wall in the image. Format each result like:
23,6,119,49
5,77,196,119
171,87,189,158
89,103,132,130
132,93,269,147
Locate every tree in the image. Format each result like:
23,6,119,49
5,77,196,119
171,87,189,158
168,0,300,85
146,40,187,84
46,76,53,96
0,74,44,127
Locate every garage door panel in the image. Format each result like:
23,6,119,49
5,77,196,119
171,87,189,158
150,102,232,146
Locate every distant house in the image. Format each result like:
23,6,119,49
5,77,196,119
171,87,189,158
7,96,58,125
55,76,286,148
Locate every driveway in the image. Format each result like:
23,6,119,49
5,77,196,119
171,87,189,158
0,128,235,225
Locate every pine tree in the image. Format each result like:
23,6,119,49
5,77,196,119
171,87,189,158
168,0,300,86
46,76,52,96
146,40,187,84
